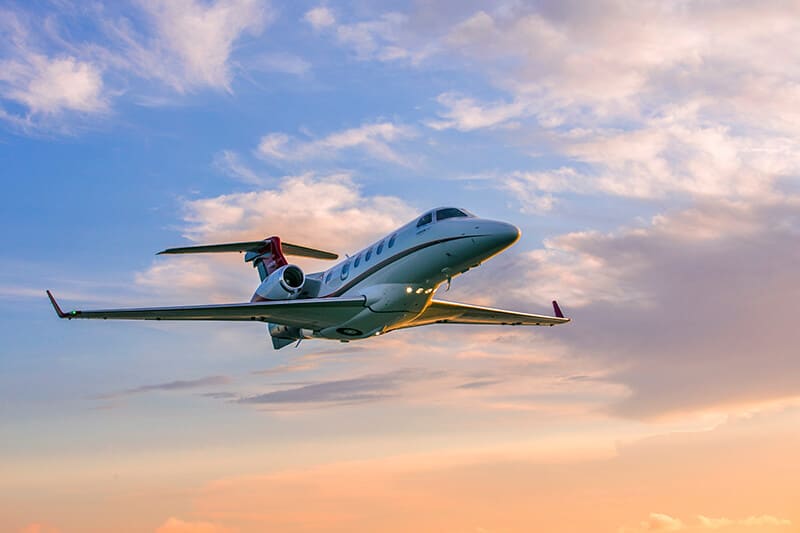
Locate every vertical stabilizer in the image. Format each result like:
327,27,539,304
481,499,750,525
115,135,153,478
245,237,288,281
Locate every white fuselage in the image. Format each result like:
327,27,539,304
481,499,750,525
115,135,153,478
302,208,520,340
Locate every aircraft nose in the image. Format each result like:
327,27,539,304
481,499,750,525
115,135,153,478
478,220,520,252
496,221,521,247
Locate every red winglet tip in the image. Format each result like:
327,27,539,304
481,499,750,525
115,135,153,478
552,300,564,318
46,290,67,318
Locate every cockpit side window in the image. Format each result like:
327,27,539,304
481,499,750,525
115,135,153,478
436,208,469,221
416,212,433,227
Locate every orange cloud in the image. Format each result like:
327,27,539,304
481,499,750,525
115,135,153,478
18,525,61,533
155,517,234,533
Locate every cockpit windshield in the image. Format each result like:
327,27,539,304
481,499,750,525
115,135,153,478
416,212,433,227
435,208,470,221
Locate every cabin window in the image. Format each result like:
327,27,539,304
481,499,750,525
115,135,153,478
416,212,433,227
325,271,333,283
376,240,384,255
365,247,373,261
388,233,397,248
436,208,469,221
340,261,350,280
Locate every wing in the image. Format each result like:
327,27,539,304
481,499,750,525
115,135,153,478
397,299,570,329
46,291,364,330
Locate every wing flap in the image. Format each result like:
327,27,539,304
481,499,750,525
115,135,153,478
47,291,365,329
400,299,570,328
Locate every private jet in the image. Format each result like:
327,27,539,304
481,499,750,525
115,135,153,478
47,207,570,349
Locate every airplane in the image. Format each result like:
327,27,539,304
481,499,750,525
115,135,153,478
47,207,570,349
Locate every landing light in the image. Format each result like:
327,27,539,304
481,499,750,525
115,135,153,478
415,288,424,294
406,286,413,293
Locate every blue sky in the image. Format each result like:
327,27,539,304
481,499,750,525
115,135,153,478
2,1,800,532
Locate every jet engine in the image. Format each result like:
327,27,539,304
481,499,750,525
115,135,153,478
253,264,305,301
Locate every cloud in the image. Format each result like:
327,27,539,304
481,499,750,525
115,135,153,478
107,0,269,93
134,173,416,301
426,92,528,131
624,513,685,532
0,0,271,131
17,525,61,533
0,13,107,128
97,375,231,400
305,8,432,64
697,515,792,529
511,199,800,419
213,150,267,186
403,3,800,212
178,173,415,248
256,121,416,165
155,517,233,533
621,513,792,532
0,53,106,115
303,7,336,30
503,107,800,210
239,368,441,407
438,3,800,120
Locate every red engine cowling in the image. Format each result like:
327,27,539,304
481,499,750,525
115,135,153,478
251,264,305,301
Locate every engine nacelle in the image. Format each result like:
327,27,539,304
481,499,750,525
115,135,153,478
253,264,305,301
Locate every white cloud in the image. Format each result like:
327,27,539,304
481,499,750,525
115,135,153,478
414,3,800,209
179,173,415,246
503,106,800,210
135,173,416,301
0,0,271,129
426,92,528,131
0,14,107,125
303,6,335,30
213,149,267,186
256,121,416,165
305,8,431,64
112,0,269,92
335,13,409,61
0,53,106,115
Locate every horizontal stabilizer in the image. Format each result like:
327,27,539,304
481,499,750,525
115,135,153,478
158,240,338,260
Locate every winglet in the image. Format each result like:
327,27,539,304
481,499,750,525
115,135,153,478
46,290,69,318
552,300,564,319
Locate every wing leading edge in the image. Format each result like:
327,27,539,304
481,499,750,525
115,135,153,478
46,291,364,330
398,299,570,329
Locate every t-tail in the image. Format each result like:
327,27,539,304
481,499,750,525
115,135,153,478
158,237,338,281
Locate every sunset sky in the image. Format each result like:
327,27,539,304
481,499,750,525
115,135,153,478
2,1,800,532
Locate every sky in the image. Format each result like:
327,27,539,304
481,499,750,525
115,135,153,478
1,0,799,531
